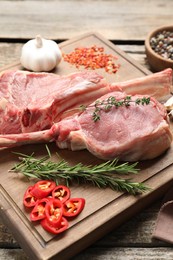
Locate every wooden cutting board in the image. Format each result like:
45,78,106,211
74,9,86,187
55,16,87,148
0,32,173,260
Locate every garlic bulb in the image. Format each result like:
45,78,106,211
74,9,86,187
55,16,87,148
164,96,173,111
20,35,62,72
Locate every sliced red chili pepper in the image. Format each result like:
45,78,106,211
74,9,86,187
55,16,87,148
41,216,68,234
52,185,70,203
45,198,63,227
62,198,85,217
23,186,38,208
30,198,50,222
31,180,56,199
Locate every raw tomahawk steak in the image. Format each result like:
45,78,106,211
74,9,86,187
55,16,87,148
0,70,107,134
54,92,172,161
0,69,172,134
0,68,172,161
0,91,172,161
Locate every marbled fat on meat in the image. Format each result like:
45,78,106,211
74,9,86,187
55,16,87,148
0,69,172,135
56,92,172,161
0,69,172,161
0,70,107,134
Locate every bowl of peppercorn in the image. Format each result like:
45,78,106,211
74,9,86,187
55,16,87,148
145,25,173,72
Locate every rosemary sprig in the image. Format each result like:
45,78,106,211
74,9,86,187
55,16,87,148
11,151,150,195
80,96,150,122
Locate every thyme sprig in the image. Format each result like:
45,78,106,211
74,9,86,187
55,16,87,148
80,96,150,122
11,150,150,195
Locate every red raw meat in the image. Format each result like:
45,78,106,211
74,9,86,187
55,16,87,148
0,91,172,161
0,70,107,134
0,69,172,161
0,69,172,134
54,92,172,161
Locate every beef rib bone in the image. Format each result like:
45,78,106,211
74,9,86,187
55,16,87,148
0,91,172,162
0,68,172,136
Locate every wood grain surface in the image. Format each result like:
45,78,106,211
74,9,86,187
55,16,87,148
1,0,173,259
1,32,173,260
0,0,172,41
0,47,173,259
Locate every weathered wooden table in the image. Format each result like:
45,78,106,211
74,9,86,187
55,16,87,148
0,0,173,259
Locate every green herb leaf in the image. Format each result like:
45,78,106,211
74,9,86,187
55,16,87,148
81,95,150,122
11,148,150,195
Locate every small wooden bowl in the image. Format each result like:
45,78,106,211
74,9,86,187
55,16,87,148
145,25,173,72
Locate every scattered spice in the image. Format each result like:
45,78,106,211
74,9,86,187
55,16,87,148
150,30,173,60
63,45,120,73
